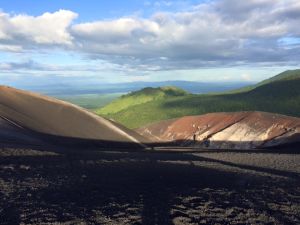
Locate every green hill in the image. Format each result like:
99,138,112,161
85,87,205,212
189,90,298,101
229,69,300,93
96,86,188,115
95,69,300,129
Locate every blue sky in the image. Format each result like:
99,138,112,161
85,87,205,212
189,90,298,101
0,0,300,87
0,0,206,19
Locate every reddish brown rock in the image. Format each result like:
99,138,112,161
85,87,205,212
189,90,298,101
136,112,300,149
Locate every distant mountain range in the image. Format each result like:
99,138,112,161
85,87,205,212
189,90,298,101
21,80,253,95
97,69,300,128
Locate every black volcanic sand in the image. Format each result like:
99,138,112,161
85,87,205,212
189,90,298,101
0,146,299,225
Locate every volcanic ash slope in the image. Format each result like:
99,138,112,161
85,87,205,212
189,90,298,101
136,112,300,149
0,86,146,147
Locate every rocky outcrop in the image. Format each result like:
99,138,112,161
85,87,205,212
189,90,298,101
136,112,300,149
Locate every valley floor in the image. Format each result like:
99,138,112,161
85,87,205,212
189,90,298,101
0,145,299,225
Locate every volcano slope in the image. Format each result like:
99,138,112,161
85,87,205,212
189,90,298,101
0,85,147,148
137,111,300,150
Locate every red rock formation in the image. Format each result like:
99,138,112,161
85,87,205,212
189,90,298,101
136,112,300,149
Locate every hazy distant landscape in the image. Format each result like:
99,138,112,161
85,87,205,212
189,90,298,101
57,93,125,109
24,81,251,110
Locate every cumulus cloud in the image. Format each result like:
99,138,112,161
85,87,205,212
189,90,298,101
0,0,300,71
0,59,127,76
70,0,300,70
0,9,77,49
0,60,39,70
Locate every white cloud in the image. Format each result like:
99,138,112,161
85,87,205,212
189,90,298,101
154,1,173,7
0,1,300,72
0,44,23,52
0,10,77,48
241,73,252,81
0,58,129,78
70,0,300,70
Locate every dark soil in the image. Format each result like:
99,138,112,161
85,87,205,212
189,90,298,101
0,146,299,225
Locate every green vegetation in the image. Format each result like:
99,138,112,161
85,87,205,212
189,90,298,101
57,93,124,110
95,70,300,129
96,86,188,114
228,69,300,93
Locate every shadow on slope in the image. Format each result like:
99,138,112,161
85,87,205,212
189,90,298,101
0,85,146,147
0,149,299,224
0,114,147,151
